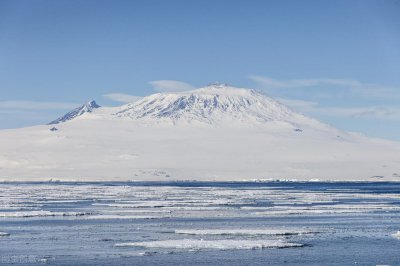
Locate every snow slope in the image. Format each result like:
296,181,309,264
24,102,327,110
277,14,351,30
0,84,399,181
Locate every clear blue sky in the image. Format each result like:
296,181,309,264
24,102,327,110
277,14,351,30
1,0,400,140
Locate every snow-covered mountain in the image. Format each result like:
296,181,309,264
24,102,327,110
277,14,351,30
112,85,331,130
64,84,339,134
0,84,399,182
115,85,298,124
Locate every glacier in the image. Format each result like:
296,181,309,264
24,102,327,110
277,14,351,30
0,84,399,181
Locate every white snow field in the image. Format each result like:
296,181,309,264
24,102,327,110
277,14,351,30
1,84,400,181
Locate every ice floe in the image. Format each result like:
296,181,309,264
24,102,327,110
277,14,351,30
0,211,89,218
0,232,10,236
86,214,158,220
174,229,315,236
392,231,400,239
115,239,304,250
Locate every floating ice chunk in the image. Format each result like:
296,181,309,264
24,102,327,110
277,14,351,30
0,211,89,218
174,229,314,236
101,209,171,214
392,231,400,239
115,239,303,250
251,204,400,216
86,214,158,220
0,232,10,236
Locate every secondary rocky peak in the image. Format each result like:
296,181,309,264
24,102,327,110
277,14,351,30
48,100,101,125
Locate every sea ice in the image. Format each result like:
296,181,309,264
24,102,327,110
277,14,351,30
174,229,314,236
86,214,158,220
392,231,400,239
0,211,89,218
115,239,304,250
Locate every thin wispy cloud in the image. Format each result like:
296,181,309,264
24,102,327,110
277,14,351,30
279,97,400,120
249,75,399,98
249,75,361,89
103,93,142,103
0,101,79,110
250,75,400,120
276,98,319,111
320,107,400,119
149,80,195,92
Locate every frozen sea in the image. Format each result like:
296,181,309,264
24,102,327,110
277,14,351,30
0,181,399,265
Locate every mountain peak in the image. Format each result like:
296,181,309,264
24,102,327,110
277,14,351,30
206,82,231,88
85,100,101,109
114,85,301,126
193,84,253,95
48,100,101,125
